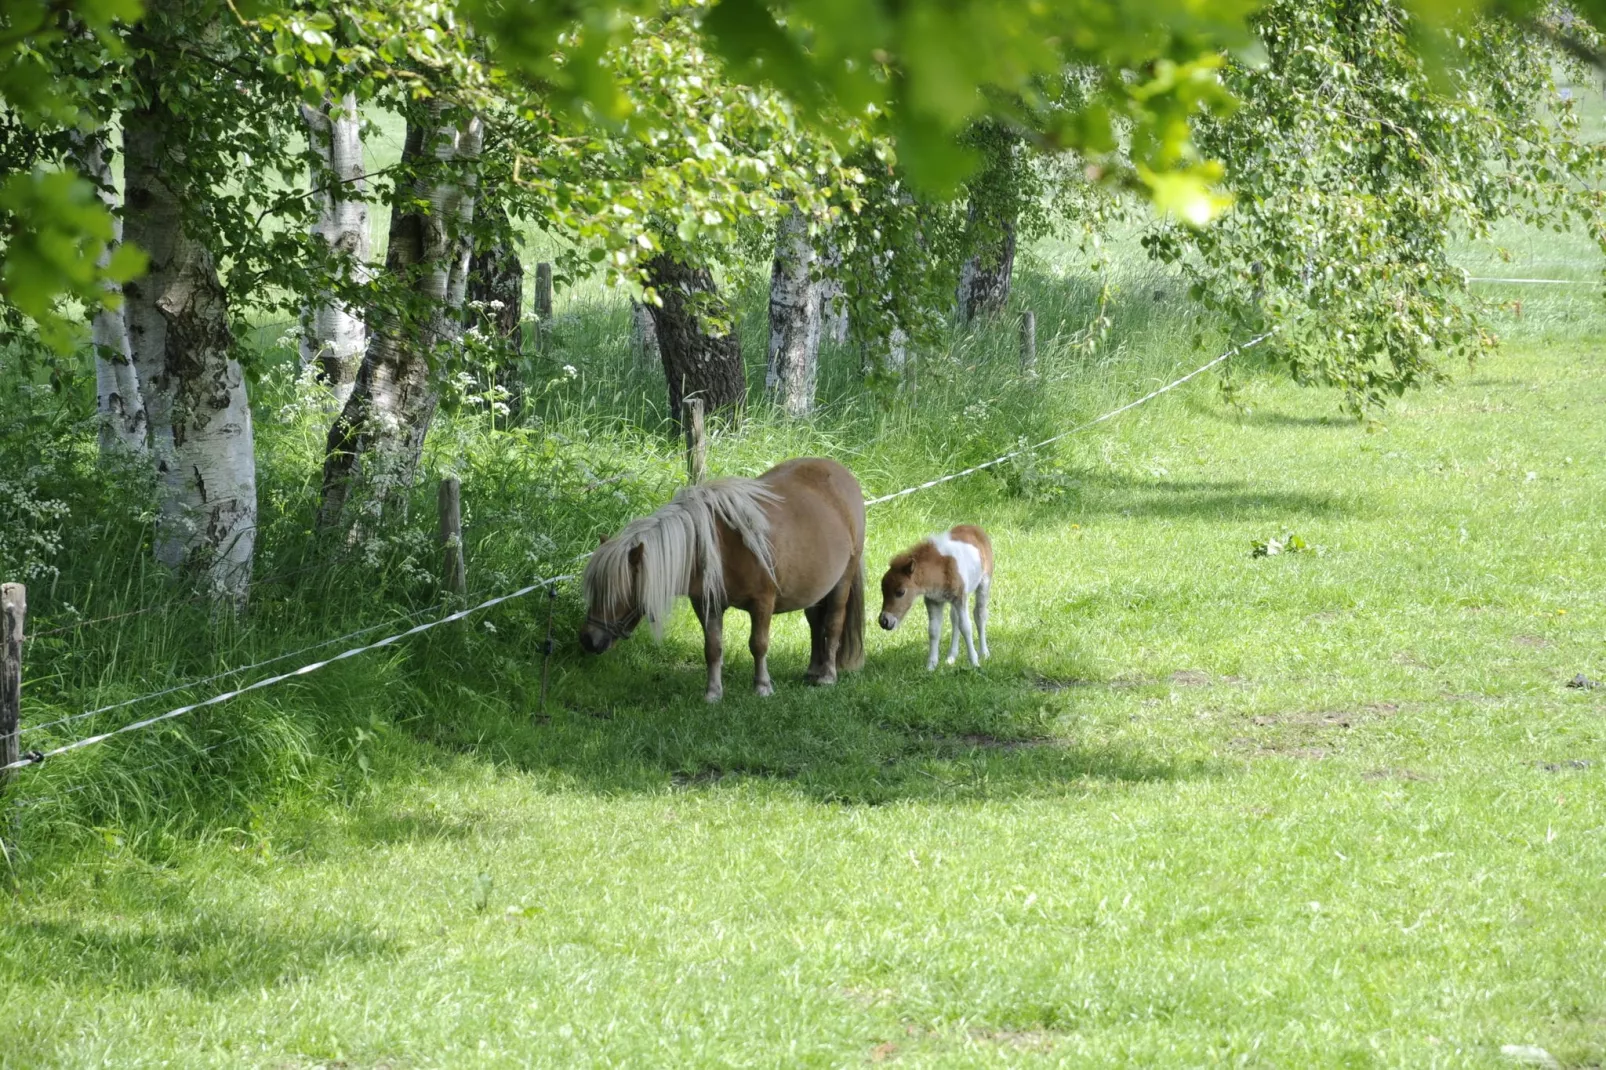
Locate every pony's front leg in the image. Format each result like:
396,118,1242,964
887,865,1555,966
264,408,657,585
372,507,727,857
926,598,944,671
748,595,776,697
694,598,726,703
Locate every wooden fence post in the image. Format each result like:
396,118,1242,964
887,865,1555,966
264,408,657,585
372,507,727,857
534,262,554,350
1019,311,1037,376
1,584,24,793
438,478,466,602
683,398,708,485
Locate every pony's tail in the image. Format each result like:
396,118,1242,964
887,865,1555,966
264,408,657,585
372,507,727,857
837,557,866,672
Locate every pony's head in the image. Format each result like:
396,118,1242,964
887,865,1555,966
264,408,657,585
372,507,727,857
579,535,645,654
878,552,921,630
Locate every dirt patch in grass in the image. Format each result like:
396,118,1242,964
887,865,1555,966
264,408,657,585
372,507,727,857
1230,737,1329,761
970,1027,1064,1052
917,732,1064,756
1513,634,1551,648
1534,759,1594,773
1035,671,1248,692
1365,768,1434,782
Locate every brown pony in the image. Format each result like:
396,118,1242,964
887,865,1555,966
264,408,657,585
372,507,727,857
580,457,866,702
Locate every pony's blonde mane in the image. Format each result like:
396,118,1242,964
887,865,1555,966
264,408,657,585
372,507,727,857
582,477,779,641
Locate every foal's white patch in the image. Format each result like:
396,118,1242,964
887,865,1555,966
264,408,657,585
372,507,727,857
929,532,985,593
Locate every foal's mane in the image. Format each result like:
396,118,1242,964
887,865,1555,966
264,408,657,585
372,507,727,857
583,477,779,640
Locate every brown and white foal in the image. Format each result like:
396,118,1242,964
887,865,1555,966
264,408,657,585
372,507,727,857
877,525,994,670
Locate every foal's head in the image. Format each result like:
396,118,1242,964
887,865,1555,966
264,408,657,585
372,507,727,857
877,543,944,630
579,535,645,654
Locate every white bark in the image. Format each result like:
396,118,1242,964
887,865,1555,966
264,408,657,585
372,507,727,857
819,241,848,345
71,126,148,458
299,94,370,407
765,205,821,418
123,96,257,604
320,102,484,532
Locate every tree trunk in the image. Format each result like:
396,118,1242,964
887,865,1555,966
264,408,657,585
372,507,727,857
643,252,746,421
467,207,523,346
765,205,821,417
956,214,1016,322
466,200,524,411
819,240,848,345
70,126,148,458
630,299,659,368
299,93,370,407
319,102,484,534
123,91,257,604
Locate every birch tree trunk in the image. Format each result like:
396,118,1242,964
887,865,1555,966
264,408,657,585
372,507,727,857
70,126,148,458
643,252,746,421
299,93,370,407
765,205,821,417
819,240,849,345
319,102,484,534
956,214,1017,322
123,91,257,604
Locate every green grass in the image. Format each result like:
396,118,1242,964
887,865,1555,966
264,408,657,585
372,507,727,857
3,245,1605,1065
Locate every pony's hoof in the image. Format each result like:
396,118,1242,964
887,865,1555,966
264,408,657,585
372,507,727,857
805,672,837,687
704,689,723,704
755,681,774,698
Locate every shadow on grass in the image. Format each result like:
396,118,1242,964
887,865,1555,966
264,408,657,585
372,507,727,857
405,626,1211,810
959,468,1357,532
1,909,394,997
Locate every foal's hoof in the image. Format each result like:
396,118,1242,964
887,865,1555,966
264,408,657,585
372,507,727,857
755,681,774,698
704,689,723,704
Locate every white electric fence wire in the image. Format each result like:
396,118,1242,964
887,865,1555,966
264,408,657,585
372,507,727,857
864,333,1271,507
20,606,443,739
1467,276,1601,286
3,575,574,774
8,333,1270,777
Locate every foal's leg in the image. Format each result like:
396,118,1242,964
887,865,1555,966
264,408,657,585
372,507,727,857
694,598,726,703
974,578,991,661
950,594,979,667
926,598,945,671
749,593,776,697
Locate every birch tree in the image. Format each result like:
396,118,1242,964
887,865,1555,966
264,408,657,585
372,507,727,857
766,205,821,417
299,92,370,407
70,126,148,457
320,100,485,532
122,68,257,602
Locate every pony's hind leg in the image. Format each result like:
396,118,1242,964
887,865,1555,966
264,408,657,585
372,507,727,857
926,598,944,671
974,578,990,660
804,603,828,681
807,570,854,686
694,598,726,703
950,595,979,667
748,595,776,697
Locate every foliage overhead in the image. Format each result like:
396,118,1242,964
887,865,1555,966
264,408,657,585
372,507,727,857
1145,0,1606,410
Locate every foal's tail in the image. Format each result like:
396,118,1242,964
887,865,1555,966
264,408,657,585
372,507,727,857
838,558,866,672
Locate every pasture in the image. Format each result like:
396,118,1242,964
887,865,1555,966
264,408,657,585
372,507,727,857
2,235,1602,1066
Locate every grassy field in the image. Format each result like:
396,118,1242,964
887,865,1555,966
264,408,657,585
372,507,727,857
3,232,1604,1066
